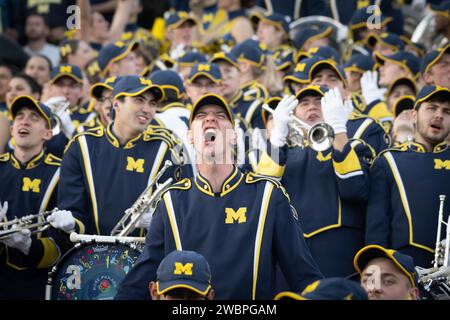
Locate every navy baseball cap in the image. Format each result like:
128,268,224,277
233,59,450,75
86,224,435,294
275,50,294,72
309,59,347,86
367,32,405,52
293,26,333,51
374,50,420,78
165,11,197,29
149,70,185,100
420,44,450,76
414,85,450,109
297,46,341,64
430,1,450,18
50,64,83,84
231,39,266,68
261,96,282,127
349,7,392,33
392,95,415,118
112,75,164,101
387,77,417,98
251,12,291,33
156,250,212,296
98,41,139,76
209,51,240,69
189,93,234,127
187,63,222,84
177,51,208,67
275,278,368,300
90,76,122,99
344,54,375,74
354,245,419,288
10,95,54,129
295,85,329,101
284,56,322,84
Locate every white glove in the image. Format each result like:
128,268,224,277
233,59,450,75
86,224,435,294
45,96,75,139
0,201,8,220
2,225,32,255
360,71,387,105
132,209,153,229
47,210,75,233
170,44,186,61
321,88,353,134
269,95,299,147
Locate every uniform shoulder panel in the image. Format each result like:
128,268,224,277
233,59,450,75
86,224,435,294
0,153,10,162
163,178,192,193
44,153,62,166
245,172,290,200
72,125,104,140
143,125,182,148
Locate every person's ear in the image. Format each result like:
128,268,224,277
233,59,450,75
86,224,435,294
207,289,215,300
43,127,53,141
422,72,432,85
187,129,194,145
149,281,160,300
412,108,418,126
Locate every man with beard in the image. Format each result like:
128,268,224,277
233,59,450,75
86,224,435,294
366,86,450,268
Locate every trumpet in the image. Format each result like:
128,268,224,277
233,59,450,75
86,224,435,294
262,104,335,151
416,195,450,299
110,160,173,237
0,208,58,240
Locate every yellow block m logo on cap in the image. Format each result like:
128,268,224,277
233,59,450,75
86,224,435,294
225,207,247,224
434,159,450,170
60,65,72,74
198,64,210,71
295,63,306,72
174,262,193,275
22,177,41,193
139,78,153,86
126,157,145,173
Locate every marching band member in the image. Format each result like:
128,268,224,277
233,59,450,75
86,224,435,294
58,76,190,236
115,93,323,300
421,44,450,88
257,86,374,277
366,86,450,268
354,245,420,300
0,96,75,299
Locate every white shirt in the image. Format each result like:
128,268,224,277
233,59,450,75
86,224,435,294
24,43,61,67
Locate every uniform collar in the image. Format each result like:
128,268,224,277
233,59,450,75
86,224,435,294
240,80,256,91
106,124,142,149
407,140,448,153
10,150,45,169
229,90,243,109
194,166,243,197
158,101,185,112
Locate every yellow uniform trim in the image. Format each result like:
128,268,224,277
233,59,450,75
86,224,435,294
163,192,182,250
333,147,363,176
383,152,434,253
78,136,100,235
274,291,307,300
304,196,342,238
5,247,27,271
252,182,274,300
37,238,60,268
255,152,285,178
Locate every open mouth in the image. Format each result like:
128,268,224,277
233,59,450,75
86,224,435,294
136,114,149,124
430,122,442,133
17,128,30,137
204,128,217,143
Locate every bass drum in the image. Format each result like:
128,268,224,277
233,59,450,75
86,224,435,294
46,241,142,300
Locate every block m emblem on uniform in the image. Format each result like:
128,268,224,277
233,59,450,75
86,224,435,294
174,262,193,275
126,156,145,173
22,177,41,193
434,159,450,170
225,207,247,224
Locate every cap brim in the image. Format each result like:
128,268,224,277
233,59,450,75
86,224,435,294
90,83,113,99
387,77,417,97
283,74,309,84
414,87,450,109
295,86,324,101
190,94,234,127
114,84,165,102
102,41,140,76
423,44,450,75
167,17,198,30
50,73,83,85
188,72,221,84
10,95,52,128
156,280,211,296
210,56,240,69
274,291,307,300
393,96,415,117
309,60,347,86
353,244,416,288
